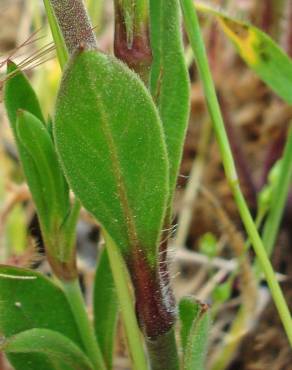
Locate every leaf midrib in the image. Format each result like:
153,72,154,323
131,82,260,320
85,57,140,251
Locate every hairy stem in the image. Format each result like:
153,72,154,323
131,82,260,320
113,0,152,82
49,0,97,54
126,246,179,370
146,328,179,370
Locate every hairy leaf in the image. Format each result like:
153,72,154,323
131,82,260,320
1,329,93,370
195,2,292,103
4,64,76,272
150,0,190,203
94,248,118,369
0,266,83,370
54,50,169,266
179,297,201,352
4,63,49,231
5,61,45,128
17,111,69,235
179,297,210,370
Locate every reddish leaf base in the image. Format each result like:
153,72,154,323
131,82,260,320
127,247,176,339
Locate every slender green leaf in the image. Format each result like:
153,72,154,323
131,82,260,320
5,65,77,274
94,248,118,369
179,297,210,370
179,297,201,352
195,2,292,103
0,265,83,370
43,0,68,69
261,126,292,257
4,63,49,231
4,61,45,129
16,111,69,239
149,0,190,203
54,50,169,266
1,329,93,370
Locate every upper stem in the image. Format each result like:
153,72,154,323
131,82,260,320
49,0,97,54
113,0,152,82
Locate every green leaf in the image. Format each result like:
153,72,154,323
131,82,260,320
4,63,48,233
54,50,169,266
198,232,217,259
1,329,93,370
16,111,69,238
212,280,232,303
179,297,210,370
179,297,200,352
4,61,45,130
94,248,118,369
4,64,76,277
0,265,83,370
43,0,68,69
149,0,190,203
195,2,292,103
261,126,292,258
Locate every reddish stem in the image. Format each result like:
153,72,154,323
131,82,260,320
127,248,175,339
113,1,152,82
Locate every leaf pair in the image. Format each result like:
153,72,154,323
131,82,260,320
0,266,88,370
0,249,117,370
4,63,79,278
